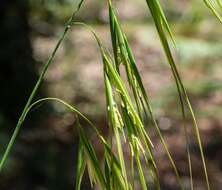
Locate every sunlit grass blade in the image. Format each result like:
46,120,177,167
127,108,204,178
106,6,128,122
76,120,107,189
146,0,176,45
70,24,153,189
75,137,86,190
216,0,222,11
203,0,222,22
70,22,157,188
132,136,148,190
109,3,119,69
103,53,154,148
97,28,157,188
175,80,194,190
104,57,157,188
124,36,185,189
144,0,210,189
23,97,109,189
108,1,184,188
15,94,130,190
27,96,135,190
122,101,160,189
104,73,129,190
101,136,128,190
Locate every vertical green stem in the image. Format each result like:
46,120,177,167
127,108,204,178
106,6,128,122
0,0,84,170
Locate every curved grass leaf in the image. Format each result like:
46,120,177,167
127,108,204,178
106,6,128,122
75,137,86,190
76,120,107,189
144,0,210,189
104,74,129,190
15,97,121,190
0,0,85,172
108,1,184,189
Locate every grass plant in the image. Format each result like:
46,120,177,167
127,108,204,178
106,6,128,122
1,0,220,189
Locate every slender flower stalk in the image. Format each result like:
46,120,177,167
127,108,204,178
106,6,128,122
0,0,84,172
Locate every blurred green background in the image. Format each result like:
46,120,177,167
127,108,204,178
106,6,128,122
0,0,222,189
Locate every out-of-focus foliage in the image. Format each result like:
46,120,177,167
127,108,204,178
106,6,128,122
1,0,222,189
29,0,104,24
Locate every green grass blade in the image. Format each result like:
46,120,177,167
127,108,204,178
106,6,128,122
132,136,148,190
75,138,86,190
76,120,107,189
203,0,222,23
24,97,129,190
102,137,127,190
0,0,84,172
107,2,183,188
216,0,222,11
144,0,211,189
65,24,156,190
104,74,129,190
